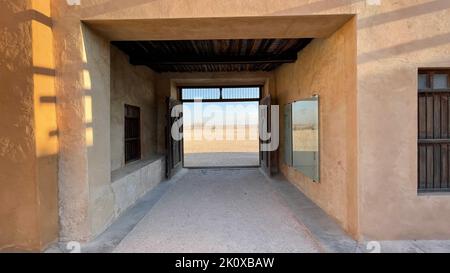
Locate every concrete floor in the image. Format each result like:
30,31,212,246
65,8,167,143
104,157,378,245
46,168,450,253
183,152,260,167
114,168,323,253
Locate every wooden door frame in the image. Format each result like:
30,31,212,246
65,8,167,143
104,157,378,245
166,97,183,178
260,94,279,176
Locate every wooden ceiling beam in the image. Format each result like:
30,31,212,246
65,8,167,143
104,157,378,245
129,54,298,66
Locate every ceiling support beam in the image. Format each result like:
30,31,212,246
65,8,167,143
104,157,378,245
128,54,298,66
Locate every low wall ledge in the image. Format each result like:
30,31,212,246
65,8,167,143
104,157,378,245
111,155,165,183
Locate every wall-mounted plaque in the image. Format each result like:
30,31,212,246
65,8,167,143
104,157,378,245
290,96,320,182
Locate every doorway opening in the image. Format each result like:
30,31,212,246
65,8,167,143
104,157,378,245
180,86,261,168
111,38,313,177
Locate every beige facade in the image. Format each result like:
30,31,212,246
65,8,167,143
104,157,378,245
1,0,450,251
276,18,358,236
0,0,58,251
110,46,158,171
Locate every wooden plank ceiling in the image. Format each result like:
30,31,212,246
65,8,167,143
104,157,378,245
112,39,312,73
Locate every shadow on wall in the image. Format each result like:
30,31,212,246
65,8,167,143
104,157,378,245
358,32,450,65
81,0,159,18
355,0,450,240
83,0,361,18
31,0,60,250
81,24,116,241
0,0,58,251
269,0,364,15
358,0,450,65
267,0,450,65
358,0,450,29
81,0,450,66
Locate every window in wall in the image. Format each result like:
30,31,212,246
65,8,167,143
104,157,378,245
181,88,221,100
124,104,141,164
285,96,320,182
418,69,450,192
222,87,261,100
180,86,261,101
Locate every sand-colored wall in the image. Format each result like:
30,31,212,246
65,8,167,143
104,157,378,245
275,18,358,236
357,1,450,240
96,0,450,241
0,0,58,251
80,0,356,19
2,0,442,251
110,46,158,171
83,25,116,239
52,2,116,241
53,1,90,243
52,2,164,243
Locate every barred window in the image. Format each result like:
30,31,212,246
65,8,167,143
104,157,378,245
418,69,450,192
124,104,141,164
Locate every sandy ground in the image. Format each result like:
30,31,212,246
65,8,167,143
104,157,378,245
184,152,259,167
183,127,260,167
114,169,322,253
184,136,259,154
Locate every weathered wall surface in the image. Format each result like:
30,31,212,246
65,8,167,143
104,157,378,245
95,0,450,240
0,0,37,251
357,1,450,240
80,0,357,19
111,46,158,171
0,0,58,251
275,18,358,236
53,2,116,241
53,1,164,243
83,25,116,239
112,157,164,216
31,0,60,249
53,1,90,243
42,0,450,245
